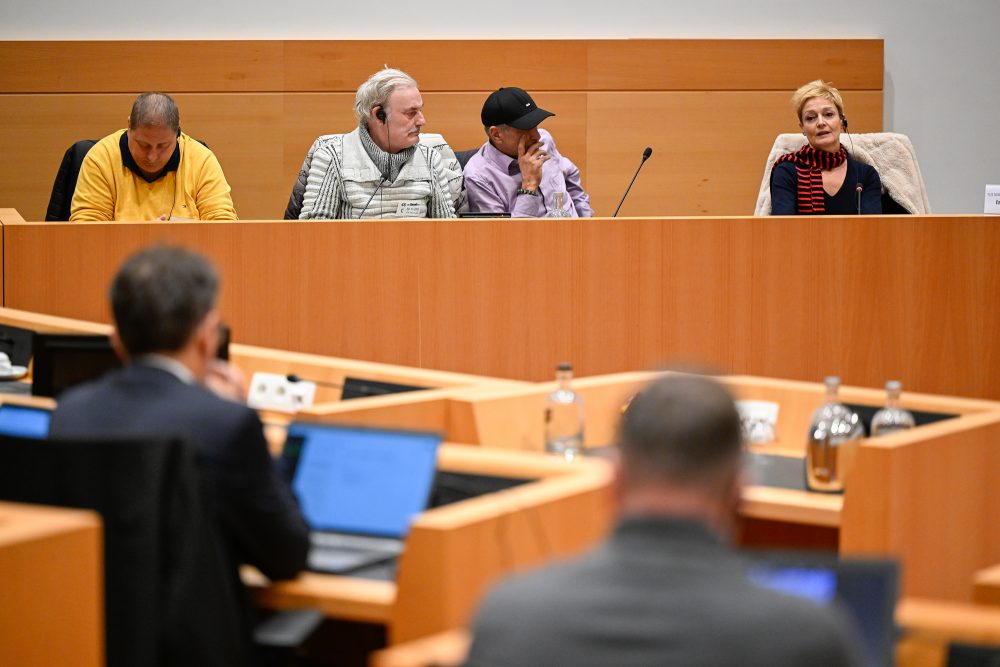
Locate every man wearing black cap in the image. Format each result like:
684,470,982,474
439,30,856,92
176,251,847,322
463,87,593,218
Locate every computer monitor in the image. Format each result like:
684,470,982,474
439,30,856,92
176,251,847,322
747,552,900,667
340,376,428,401
31,333,121,398
0,324,35,367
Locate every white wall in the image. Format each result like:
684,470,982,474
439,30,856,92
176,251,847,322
2,0,997,213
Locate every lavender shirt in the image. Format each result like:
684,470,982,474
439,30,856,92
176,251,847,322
463,129,593,218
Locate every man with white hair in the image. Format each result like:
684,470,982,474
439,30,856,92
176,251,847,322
285,68,459,220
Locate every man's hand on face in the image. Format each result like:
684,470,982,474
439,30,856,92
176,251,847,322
517,134,549,191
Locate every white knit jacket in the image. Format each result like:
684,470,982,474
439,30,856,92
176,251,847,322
298,129,458,220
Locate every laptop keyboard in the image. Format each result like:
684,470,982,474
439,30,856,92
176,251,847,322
310,532,404,554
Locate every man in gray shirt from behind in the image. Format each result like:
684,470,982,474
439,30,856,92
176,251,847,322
464,373,865,667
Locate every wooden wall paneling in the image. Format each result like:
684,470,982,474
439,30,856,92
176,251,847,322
0,41,285,93
414,219,573,379
569,219,662,376
281,41,590,93
0,40,881,94
585,40,884,91
171,94,287,223
0,94,135,222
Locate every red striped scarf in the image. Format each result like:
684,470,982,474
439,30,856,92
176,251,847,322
774,145,847,213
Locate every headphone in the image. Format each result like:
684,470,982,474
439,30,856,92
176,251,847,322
375,106,387,123
841,116,849,131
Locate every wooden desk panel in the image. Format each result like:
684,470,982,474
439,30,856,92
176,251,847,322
0,502,103,667
4,216,1000,400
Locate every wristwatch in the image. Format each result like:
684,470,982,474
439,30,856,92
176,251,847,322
516,187,540,197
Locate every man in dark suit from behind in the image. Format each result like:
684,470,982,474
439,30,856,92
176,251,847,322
49,245,310,664
464,374,865,667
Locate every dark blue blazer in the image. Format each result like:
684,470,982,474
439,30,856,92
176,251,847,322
770,157,882,215
50,363,310,662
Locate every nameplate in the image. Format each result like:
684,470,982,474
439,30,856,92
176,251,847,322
985,185,1000,215
247,372,316,413
397,201,422,217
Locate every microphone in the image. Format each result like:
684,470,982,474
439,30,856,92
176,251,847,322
612,147,653,218
357,172,389,219
856,183,863,216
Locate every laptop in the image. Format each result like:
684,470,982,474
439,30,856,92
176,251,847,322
0,404,52,439
282,421,442,574
747,552,900,667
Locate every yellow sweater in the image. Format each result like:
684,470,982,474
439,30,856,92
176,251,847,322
70,130,238,221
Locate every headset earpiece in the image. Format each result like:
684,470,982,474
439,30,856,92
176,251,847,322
176,125,182,137
841,116,849,131
375,106,387,123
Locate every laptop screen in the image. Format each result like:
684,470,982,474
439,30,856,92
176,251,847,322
747,554,899,667
0,404,51,439
30,333,121,398
284,422,441,539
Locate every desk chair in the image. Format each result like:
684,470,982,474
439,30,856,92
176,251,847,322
455,149,478,170
754,132,931,215
45,139,98,221
0,434,319,666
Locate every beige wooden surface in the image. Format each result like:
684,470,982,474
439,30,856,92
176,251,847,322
973,564,1000,606
0,501,103,667
897,598,1000,667
4,215,998,400
0,39,882,220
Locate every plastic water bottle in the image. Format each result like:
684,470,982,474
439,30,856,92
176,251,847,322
544,192,573,218
544,362,584,460
870,380,915,436
805,376,864,492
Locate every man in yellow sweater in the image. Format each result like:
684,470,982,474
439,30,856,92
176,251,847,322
71,92,237,221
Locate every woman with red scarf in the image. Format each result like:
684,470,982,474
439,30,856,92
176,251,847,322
770,80,882,215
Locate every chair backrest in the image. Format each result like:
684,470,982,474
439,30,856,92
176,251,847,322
754,132,931,215
0,434,249,667
455,149,479,170
45,139,98,221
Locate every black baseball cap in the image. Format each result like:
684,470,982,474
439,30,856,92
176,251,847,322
481,87,555,130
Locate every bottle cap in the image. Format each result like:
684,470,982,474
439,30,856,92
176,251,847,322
556,362,572,372
885,380,902,392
